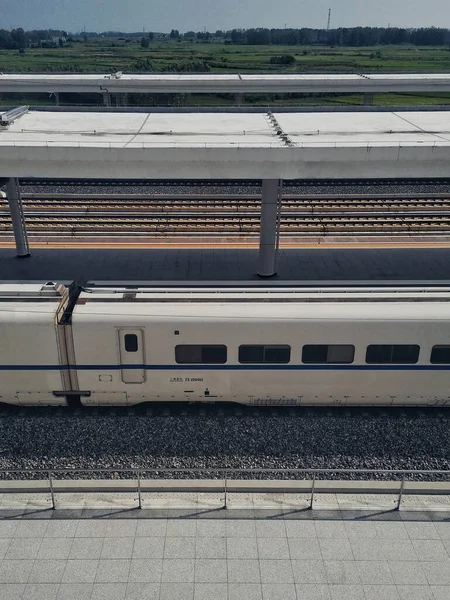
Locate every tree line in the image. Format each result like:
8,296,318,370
1,26,449,50
0,28,68,50
228,27,450,47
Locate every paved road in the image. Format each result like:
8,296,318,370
0,247,449,283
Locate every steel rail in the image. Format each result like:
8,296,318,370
17,192,450,201
3,210,450,218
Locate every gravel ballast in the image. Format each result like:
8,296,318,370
21,182,450,197
0,409,449,480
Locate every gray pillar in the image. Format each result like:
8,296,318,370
257,179,281,278
102,92,111,107
6,177,30,258
54,92,60,106
363,93,374,106
235,93,244,106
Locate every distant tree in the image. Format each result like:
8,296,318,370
140,36,149,48
11,28,26,50
196,31,211,41
148,31,154,40
58,37,64,47
170,29,180,39
230,29,245,44
247,28,271,45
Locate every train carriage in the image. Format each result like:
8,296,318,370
1,282,450,407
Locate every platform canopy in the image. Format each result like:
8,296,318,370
2,73,450,94
1,109,450,179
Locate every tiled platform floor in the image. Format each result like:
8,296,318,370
1,247,450,282
0,510,449,600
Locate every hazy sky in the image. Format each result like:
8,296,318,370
2,0,450,33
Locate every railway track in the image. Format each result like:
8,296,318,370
2,212,450,236
3,191,450,238
6,193,450,213
4,193,450,213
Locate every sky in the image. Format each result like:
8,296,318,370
1,0,450,33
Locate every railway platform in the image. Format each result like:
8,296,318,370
0,508,449,600
0,246,450,282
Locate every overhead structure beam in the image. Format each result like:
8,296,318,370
258,179,282,278
2,73,450,95
5,178,30,258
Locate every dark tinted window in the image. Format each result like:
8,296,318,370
175,345,227,364
239,345,291,364
124,334,138,353
366,345,419,364
431,346,450,364
302,345,355,364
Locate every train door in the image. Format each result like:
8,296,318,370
118,329,145,384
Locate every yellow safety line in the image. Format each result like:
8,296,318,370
1,241,450,250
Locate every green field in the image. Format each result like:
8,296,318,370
2,38,450,106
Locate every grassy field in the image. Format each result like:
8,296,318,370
1,38,450,106
1,39,450,73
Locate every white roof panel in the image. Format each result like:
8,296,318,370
1,109,450,179
275,111,450,145
0,111,280,148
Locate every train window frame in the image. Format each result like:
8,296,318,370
238,345,291,364
175,344,227,364
302,344,355,364
124,333,138,353
365,344,420,365
430,345,450,364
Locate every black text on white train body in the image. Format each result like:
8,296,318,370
1,282,450,407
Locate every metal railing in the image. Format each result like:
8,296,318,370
1,467,450,511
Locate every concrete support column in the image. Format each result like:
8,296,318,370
102,92,111,107
257,179,281,278
6,177,30,258
363,93,374,106
54,92,60,106
235,93,244,106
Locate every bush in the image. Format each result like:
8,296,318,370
270,54,295,65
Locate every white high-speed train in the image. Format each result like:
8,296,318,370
1,281,450,407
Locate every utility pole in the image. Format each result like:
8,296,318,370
327,8,331,31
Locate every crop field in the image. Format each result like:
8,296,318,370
1,38,450,106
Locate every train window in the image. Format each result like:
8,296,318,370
175,345,227,364
302,345,355,364
124,334,138,353
239,345,291,364
431,346,450,364
366,344,420,364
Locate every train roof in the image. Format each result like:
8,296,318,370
77,285,450,302
0,282,65,298
72,286,450,322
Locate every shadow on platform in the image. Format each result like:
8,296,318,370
0,247,449,282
